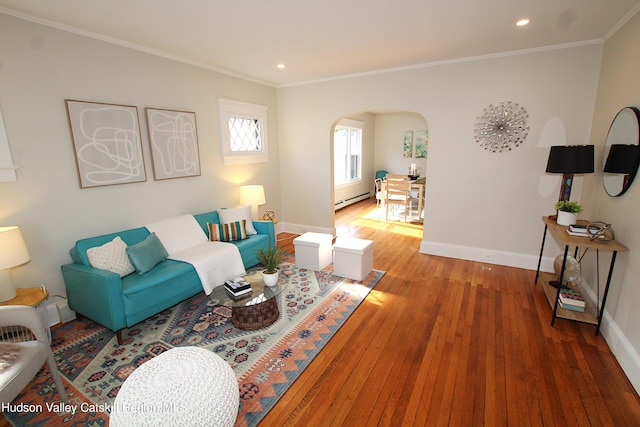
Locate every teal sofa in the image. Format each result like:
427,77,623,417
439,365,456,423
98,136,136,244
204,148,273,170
61,210,275,344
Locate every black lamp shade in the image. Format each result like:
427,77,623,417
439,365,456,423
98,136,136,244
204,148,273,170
545,145,595,174
604,144,640,174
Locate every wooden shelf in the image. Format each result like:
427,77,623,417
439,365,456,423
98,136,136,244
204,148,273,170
537,271,597,325
537,216,626,335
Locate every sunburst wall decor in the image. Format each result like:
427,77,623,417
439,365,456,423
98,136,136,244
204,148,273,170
474,100,529,152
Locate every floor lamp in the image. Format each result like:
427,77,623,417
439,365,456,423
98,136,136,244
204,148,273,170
0,226,31,302
545,145,594,203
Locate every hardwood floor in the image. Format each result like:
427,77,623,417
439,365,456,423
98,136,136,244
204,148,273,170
261,198,640,426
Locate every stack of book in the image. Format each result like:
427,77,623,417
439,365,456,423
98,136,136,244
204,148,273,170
565,223,602,238
559,288,585,312
224,278,252,297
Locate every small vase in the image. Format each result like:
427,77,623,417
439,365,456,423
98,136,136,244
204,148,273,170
557,211,577,226
262,269,279,287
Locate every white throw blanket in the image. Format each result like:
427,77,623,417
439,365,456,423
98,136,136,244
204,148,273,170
170,242,246,295
146,214,207,254
146,215,246,295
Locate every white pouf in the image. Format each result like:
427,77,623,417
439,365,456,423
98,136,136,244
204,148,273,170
110,347,239,427
333,237,374,281
293,232,334,271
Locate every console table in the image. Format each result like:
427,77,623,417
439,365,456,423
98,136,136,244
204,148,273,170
535,216,627,335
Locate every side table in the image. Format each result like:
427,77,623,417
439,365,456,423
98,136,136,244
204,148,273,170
535,216,627,335
0,286,49,308
0,286,49,341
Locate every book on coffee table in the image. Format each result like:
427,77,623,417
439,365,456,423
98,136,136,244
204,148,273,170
224,278,252,297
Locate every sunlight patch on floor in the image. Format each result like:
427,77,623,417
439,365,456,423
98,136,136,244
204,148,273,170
363,206,423,223
343,282,382,300
351,216,423,238
362,289,387,306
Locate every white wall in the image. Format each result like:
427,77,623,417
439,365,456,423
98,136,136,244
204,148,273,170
278,45,602,265
579,12,640,392
0,14,281,302
374,112,428,178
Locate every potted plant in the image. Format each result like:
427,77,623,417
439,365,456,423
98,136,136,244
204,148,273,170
256,246,283,286
555,200,583,226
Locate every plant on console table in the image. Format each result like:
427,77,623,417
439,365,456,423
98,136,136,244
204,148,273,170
256,247,283,287
555,200,583,226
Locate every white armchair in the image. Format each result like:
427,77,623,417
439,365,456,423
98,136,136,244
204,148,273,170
0,305,67,404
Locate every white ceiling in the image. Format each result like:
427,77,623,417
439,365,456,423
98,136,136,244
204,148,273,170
1,0,639,87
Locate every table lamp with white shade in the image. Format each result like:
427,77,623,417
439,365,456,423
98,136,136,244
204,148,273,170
239,185,266,220
0,226,31,302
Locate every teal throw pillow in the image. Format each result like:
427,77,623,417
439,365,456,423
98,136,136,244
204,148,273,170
126,232,169,275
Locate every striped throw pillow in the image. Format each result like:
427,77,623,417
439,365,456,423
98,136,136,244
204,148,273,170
207,220,248,242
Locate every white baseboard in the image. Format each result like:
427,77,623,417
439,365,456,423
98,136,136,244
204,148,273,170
44,300,76,327
600,316,640,394
279,222,335,237
579,280,640,395
419,239,640,395
419,240,555,272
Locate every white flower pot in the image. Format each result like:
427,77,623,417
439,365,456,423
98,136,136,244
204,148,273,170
262,269,279,287
557,211,577,226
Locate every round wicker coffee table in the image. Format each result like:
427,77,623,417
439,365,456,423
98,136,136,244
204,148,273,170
209,270,288,330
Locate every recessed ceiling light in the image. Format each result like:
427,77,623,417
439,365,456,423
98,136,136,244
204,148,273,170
516,19,530,27
277,63,286,69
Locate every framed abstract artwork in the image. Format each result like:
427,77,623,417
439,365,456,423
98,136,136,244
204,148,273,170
414,130,428,158
145,108,201,180
403,131,413,158
65,100,146,188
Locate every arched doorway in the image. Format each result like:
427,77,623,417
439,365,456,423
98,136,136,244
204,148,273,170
331,109,428,228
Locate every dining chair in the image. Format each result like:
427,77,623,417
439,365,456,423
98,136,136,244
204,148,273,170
385,174,414,221
409,177,426,220
0,305,68,404
374,179,384,207
374,170,388,180
374,170,388,207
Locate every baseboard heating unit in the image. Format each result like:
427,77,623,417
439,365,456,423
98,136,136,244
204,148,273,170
335,191,371,210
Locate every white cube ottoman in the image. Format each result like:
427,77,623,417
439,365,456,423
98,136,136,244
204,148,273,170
333,237,374,281
293,232,334,271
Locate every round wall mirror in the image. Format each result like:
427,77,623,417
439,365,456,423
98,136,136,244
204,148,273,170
602,106,640,197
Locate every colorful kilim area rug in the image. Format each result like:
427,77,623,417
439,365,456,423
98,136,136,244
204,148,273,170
4,255,384,427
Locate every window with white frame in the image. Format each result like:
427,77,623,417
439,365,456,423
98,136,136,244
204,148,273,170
334,119,363,185
218,98,269,165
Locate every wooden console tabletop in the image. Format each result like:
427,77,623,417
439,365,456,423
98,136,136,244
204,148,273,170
0,287,48,307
